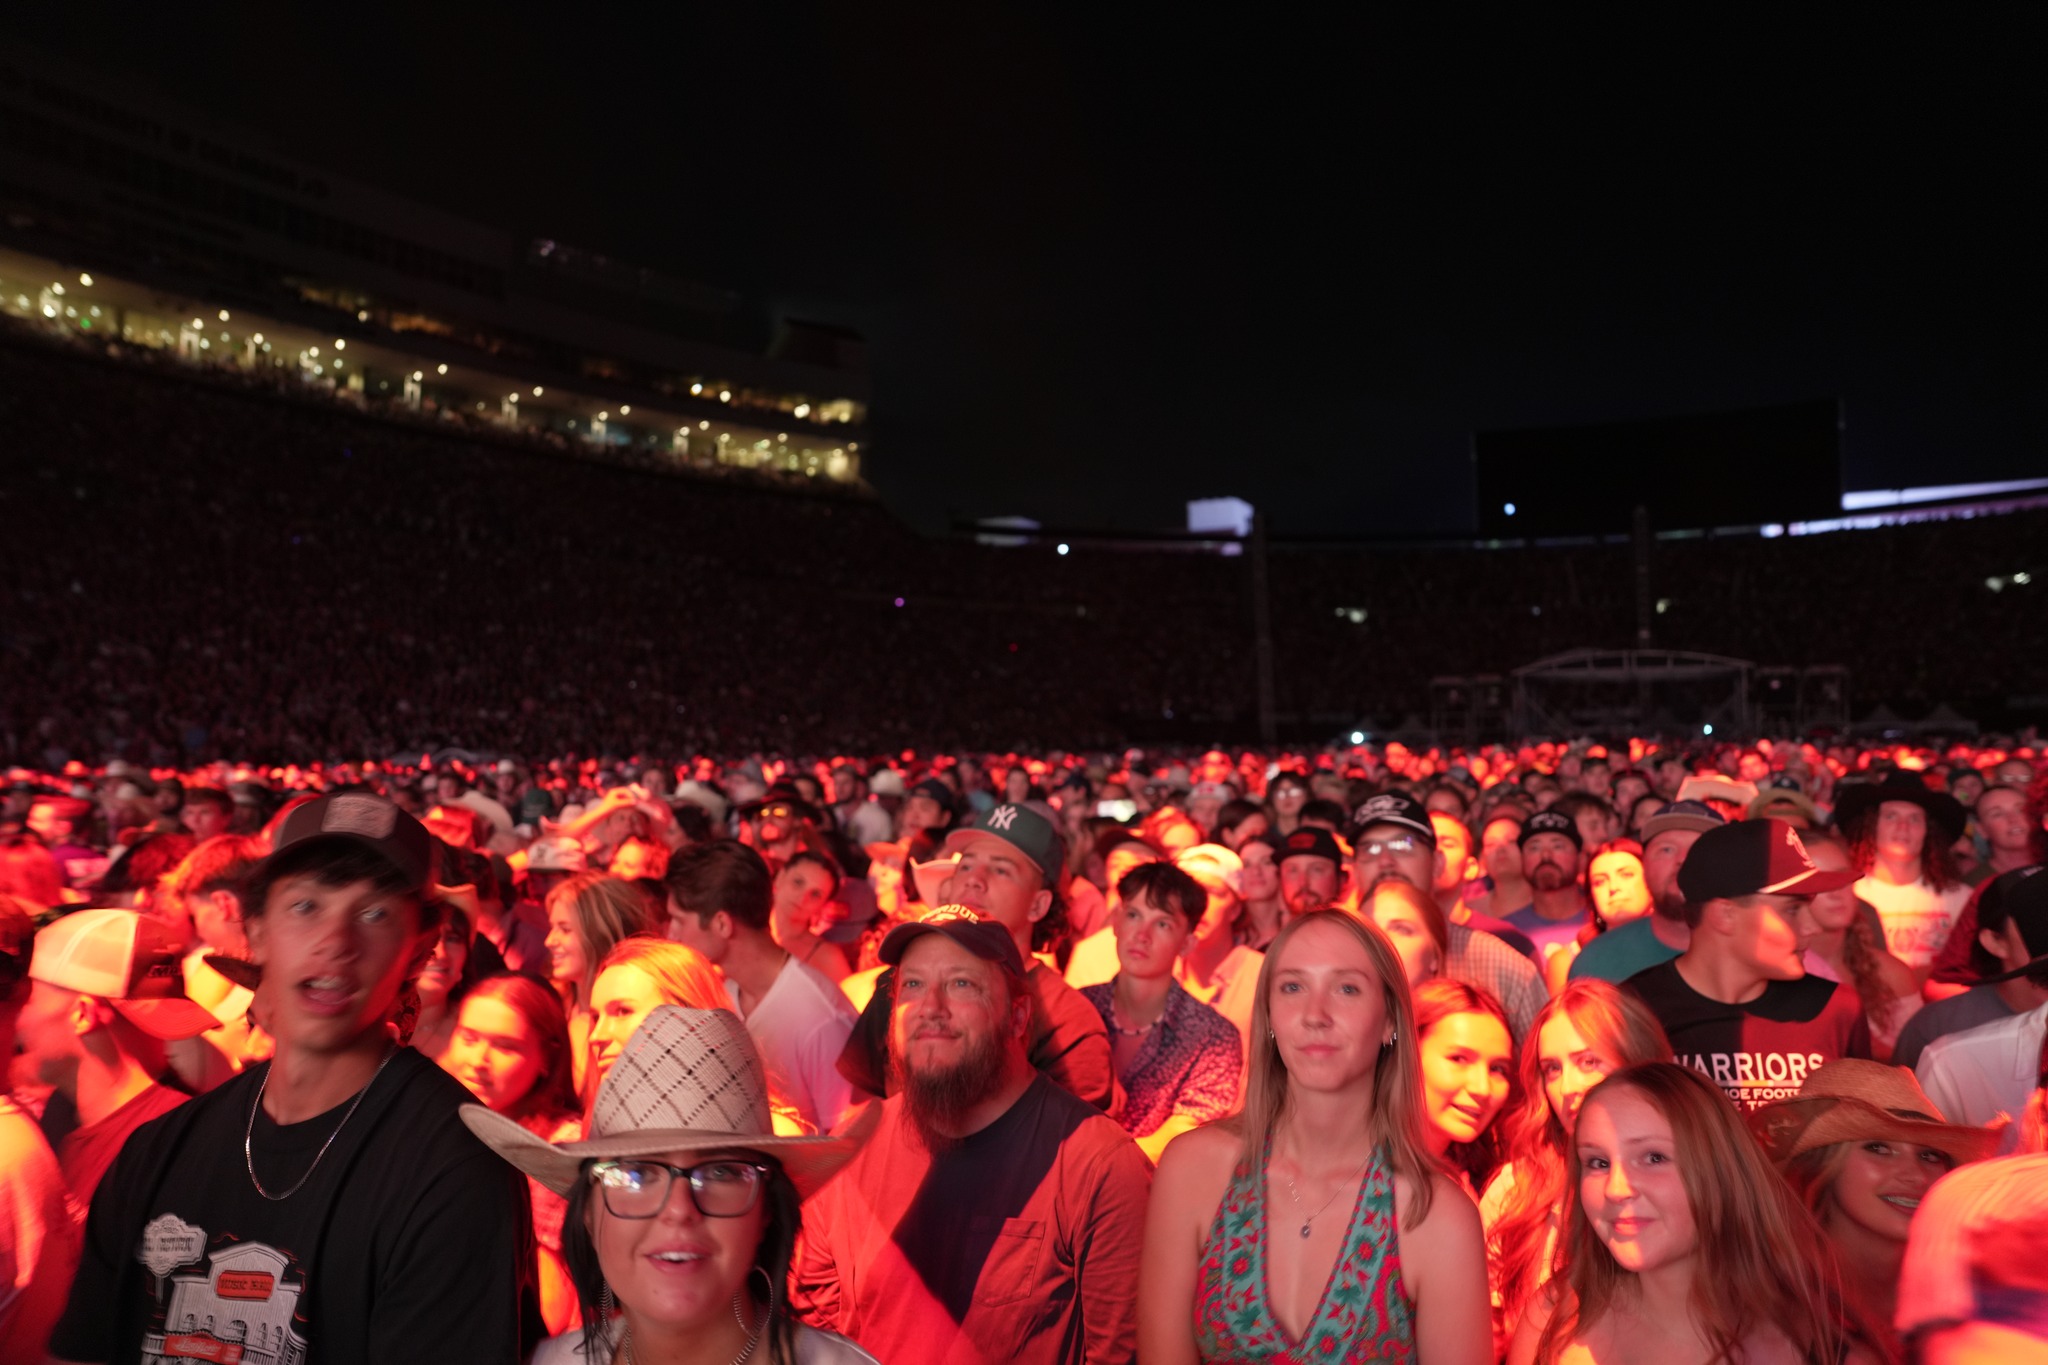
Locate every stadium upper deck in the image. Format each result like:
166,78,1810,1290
0,45,869,487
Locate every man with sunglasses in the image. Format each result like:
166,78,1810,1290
1346,792,1548,1041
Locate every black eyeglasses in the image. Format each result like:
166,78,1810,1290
589,1158,771,1219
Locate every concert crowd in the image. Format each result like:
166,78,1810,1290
6,326,2048,771
3,731,2046,1364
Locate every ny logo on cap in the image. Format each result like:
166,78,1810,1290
987,805,1019,831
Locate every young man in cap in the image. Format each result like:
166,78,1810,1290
796,905,1150,1363
0,899,75,1360
1347,793,1549,1040
1914,869,2048,1142
839,803,1115,1111
1625,817,1871,1112
45,793,539,1365
1499,810,1593,968
16,909,218,1215
1894,867,2048,1070
1276,825,1346,917
1570,800,1725,984
663,839,861,1134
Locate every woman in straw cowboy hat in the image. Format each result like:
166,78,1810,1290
464,1005,880,1365
1753,1058,1999,1345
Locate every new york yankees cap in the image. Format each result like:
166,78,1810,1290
938,802,1064,888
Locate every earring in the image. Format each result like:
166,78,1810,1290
736,1264,774,1335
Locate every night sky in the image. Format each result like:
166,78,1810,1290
20,8,2047,536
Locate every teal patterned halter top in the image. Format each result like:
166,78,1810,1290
1192,1142,1414,1362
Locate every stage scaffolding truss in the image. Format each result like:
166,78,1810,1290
1512,648,1755,738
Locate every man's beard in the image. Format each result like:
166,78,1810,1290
1651,885,1688,923
1529,863,1573,892
892,1024,1010,1152
1283,887,1328,916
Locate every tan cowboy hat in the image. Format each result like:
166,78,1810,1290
461,1005,873,1200
1751,1058,2001,1168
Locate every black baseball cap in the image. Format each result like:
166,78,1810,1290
1519,809,1583,851
1277,826,1345,867
273,792,433,893
878,904,1027,978
1976,867,2048,984
1676,818,1852,904
1347,792,1436,849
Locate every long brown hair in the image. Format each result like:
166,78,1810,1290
1489,981,1672,1339
1412,978,1517,1188
1845,806,1960,893
1535,1063,1859,1365
1230,909,1438,1226
547,872,657,1002
1798,830,1899,1027
459,972,580,1132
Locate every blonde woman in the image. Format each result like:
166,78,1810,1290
543,872,656,1092
1140,910,1490,1364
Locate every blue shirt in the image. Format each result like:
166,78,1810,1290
1503,901,1593,961
1569,916,1683,984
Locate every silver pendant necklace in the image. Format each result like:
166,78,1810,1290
245,1046,399,1201
1284,1146,1373,1239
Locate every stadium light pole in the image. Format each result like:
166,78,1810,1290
1251,509,1277,746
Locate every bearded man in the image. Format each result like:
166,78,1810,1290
794,906,1150,1364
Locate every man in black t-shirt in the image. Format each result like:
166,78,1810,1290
1626,817,1871,1112
47,793,540,1365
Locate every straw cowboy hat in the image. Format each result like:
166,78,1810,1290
1751,1058,2000,1168
461,1005,873,1199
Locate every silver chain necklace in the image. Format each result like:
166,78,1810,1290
1283,1144,1374,1239
620,1293,761,1365
245,1047,399,1201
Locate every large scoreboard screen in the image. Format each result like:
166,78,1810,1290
1474,399,1842,537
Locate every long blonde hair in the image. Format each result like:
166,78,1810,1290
1536,1063,1858,1365
1490,981,1671,1337
1233,909,1439,1225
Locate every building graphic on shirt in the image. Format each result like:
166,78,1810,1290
137,1222,309,1365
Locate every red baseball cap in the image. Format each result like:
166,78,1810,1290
1676,818,1853,904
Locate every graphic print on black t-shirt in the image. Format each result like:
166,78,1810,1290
1624,960,1871,1111
138,1215,310,1364
50,1048,540,1365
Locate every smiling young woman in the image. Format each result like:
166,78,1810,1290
1510,1062,1874,1365
1413,978,1517,1195
1483,981,1671,1353
1755,1059,1998,1354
